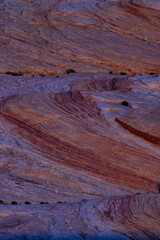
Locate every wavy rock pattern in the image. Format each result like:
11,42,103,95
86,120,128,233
0,194,159,239
0,0,160,239
0,73,160,204
0,0,160,74
116,108,160,145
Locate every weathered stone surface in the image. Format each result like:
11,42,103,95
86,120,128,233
0,73,159,206
0,0,160,74
0,194,159,239
0,0,160,239
116,108,160,145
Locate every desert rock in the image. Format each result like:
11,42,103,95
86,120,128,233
0,0,160,239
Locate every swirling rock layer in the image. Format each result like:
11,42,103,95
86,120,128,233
0,73,159,240
0,194,159,239
0,73,160,203
0,0,160,239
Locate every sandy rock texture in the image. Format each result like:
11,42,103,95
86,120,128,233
0,72,160,240
0,73,159,204
0,193,159,239
0,0,160,239
0,0,160,74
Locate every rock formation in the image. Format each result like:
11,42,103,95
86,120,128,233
0,194,159,239
0,0,160,74
0,0,160,239
0,72,159,239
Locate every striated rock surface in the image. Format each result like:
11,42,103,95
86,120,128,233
0,73,159,240
0,193,159,239
0,0,160,239
0,73,160,204
0,0,160,74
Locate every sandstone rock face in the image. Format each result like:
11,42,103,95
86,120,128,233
0,0,160,74
0,194,159,239
0,73,160,239
132,0,160,10
0,0,160,239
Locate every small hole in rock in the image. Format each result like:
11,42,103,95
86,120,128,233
149,72,155,75
25,201,31,205
120,72,127,75
121,101,129,107
40,202,45,204
0,200,4,204
66,69,76,74
5,72,23,76
109,71,113,74
39,74,46,77
11,201,17,205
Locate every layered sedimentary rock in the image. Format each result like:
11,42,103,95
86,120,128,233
0,73,160,238
0,73,160,203
0,0,160,74
0,193,159,240
0,0,160,239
